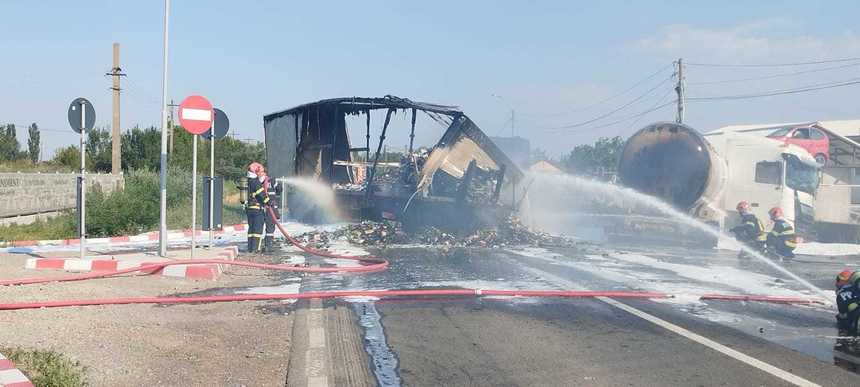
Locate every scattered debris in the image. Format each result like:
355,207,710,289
344,221,407,246
294,216,572,249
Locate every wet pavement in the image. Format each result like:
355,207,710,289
282,238,860,386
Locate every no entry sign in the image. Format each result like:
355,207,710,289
179,95,213,135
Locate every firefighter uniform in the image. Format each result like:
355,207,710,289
837,271,860,335
246,176,270,253
730,213,766,252
263,178,282,253
766,219,797,258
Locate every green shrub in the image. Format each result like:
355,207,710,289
0,347,87,387
86,168,191,236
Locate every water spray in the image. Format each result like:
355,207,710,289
525,172,833,305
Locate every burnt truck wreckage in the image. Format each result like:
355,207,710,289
263,96,524,234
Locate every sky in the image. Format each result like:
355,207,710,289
2,0,860,159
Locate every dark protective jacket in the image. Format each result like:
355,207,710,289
246,177,270,210
266,180,282,209
837,283,860,334
767,219,797,256
265,179,282,220
730,213,766,243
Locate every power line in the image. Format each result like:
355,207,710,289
587,99,677,131
542,63,674,118
548,75,674,129
627,88,676,129
687,61,860,85
686,57,860,68
688,77,860,101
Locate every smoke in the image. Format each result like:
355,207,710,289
280,177,343,223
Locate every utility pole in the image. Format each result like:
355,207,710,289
511,109,515,137
107,43,126,174
167,100,178,153
675,58,685,124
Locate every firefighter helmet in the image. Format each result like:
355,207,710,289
768,207,783,220
736,201,750,213
248,162,265,175
837,269,856,289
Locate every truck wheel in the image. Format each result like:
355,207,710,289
815,154,827,165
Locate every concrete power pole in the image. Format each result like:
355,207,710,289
107,43,126,174
167,100,178,153
675,58,685,124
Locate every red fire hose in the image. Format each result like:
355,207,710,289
0,207,826,310
0,290,674,311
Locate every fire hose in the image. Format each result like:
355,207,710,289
0,207,827,310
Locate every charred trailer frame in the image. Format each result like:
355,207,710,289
263,96,524,234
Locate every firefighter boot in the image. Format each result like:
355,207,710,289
247,237,255,253
264,236,274,254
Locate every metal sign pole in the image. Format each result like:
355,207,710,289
79,102,87,260
209,121,215,248
191,135,197,258
158,0,171,257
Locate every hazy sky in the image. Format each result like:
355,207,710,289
2,1,860,159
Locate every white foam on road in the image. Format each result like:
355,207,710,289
237,280,302,298
505,247,814,306
325,239,371,257
795,242,860,256
419,279,552,291
606,252,807,298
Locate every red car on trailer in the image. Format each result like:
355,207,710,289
766,125,830,165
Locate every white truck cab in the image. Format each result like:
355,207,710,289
705,133,820,233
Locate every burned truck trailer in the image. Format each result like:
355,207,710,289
263,96,524,233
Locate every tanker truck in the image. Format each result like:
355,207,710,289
615,122,820,246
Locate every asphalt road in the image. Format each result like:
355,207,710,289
298,243,860,386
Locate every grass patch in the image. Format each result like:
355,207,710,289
0,215,76,241
0,347,87,387
0,160,74,173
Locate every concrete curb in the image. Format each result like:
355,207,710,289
0,353,33,387
24,246,240,281
1,224,248,248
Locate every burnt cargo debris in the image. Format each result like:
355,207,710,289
295,216,572,250
263,96,525,234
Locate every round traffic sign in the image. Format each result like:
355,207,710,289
67,97,96,133
178,95,213,135
205,108,230,140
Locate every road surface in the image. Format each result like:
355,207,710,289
283,241,860,386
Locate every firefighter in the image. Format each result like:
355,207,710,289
245,162,270,253
835,269,860,335
729,201,766,256
260,171,282,253
766,207,797,258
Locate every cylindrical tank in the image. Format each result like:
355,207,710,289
237,177,248,205
618,122,725,220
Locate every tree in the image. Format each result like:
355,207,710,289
561,136,625,177
52,145,80,170
121,126,161,171
27,123,40,164
0,124,21,162
86,128,112,172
